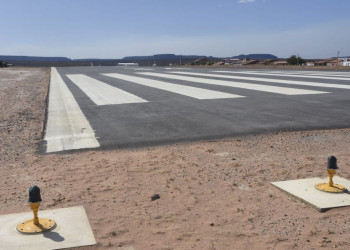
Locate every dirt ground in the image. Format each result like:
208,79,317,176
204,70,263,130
1,67,350,250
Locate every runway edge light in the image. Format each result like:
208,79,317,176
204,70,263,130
16,185,56,234
315,156,347,193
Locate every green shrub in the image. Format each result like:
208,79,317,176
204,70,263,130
0,61,8,67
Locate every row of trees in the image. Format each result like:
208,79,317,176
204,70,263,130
287,55,306,65
0,61,8,67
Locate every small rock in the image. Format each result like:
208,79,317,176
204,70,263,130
238,184,250,191
151,194,160,201
210,223,214,227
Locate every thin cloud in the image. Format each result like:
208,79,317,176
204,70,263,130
238,0,256,3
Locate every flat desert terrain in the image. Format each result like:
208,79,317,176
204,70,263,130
1,67,350,249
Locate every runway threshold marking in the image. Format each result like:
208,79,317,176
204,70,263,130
234,70,350,80
173,71,350,90
66,74,147,105
44,68,100,153
138,72,327,95
263,70,350,76
102,73,244,100
213,71,350,81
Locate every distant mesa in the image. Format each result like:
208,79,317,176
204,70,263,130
0,55,71,62
120,54,211,67
0,54,278,62
122,54,206,61
1,53,348,67
0,54,210,67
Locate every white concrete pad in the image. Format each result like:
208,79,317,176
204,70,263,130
0,206,96,250
139,72,328,95
271,176,350,212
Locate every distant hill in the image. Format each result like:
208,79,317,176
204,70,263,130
120,54,218,66
122,54,207,61
231,54,278,60
0,55,71,62
73,58,117,61
1,53,278,63
0,54,215,66
1,53,282,67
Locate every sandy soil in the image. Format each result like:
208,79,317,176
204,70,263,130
1,67,350,250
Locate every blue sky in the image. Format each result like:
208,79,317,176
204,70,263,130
1,0,349,59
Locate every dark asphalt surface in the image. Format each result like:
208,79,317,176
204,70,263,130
55,67,350,150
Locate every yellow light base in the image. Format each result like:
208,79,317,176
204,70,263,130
315,183,347,193
16,218,56,234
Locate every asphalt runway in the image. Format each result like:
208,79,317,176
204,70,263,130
41,67,350,153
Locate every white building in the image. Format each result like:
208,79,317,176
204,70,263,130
116,63,139,66
341,58,350,67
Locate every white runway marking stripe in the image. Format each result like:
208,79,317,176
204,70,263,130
265,70,350,76
214,71,350,81
138,72,328,95
102,73,244,100
254,71,350,78
45,68,100,153
233,70,350,78
174,71,350,90
66,74,147,105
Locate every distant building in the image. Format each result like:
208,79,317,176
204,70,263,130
330,58,350,67
190,58,209,65
309,58,350,67
273,60,287,66
230,58,242,64
116,63,139,66
227,58,242,65
314,58,333,66
343,60,350,67
326,59,339,67
341,58,350,66
214,61,225,66
258,59,277,65
242,59,258,65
